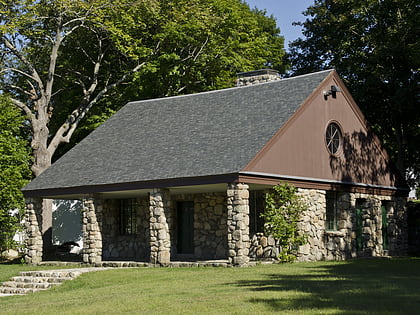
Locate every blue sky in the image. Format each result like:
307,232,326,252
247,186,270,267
245,0,313,49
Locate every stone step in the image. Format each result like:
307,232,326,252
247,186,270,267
11,276,73,283
1,281,60,289
0,267,110,297
19,270,82,278
0,287,43,295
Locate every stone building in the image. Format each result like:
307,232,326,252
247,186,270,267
22,70,408,266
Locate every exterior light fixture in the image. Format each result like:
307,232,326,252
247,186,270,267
323,85,341,100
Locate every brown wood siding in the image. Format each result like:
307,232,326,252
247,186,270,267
243,72,404,190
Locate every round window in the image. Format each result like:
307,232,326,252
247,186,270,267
325,122,342,154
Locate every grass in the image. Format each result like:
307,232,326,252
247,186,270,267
1,258,420,314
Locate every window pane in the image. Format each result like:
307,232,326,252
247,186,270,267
326,191,337,230
120,199,137,235
250,191,265,234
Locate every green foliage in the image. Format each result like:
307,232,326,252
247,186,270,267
287,0,419,185
1,0,287,163
261,182,308,262
0,95,31,252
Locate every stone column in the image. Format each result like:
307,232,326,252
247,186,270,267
149,188,171,265
24,198,43,264
227,183,250,266
82,196,103,264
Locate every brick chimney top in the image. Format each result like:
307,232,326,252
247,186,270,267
236,69,281,87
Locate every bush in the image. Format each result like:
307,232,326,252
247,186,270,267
261,182,308,262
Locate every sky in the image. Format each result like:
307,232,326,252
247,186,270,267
245,0,314,49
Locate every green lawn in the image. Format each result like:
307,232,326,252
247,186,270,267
1,258,419,314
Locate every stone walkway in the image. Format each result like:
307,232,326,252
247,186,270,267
0,267,110,297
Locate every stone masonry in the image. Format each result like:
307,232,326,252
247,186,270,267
295,189,407,261
236,69,281,86
227,183,250,266
149,189,171,265
82,197,103,264
24,198,43,264
101,198,150,261
171,192,228,259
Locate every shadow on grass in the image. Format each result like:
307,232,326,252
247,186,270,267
234,258,420,314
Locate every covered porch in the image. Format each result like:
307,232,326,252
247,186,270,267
24,182,272,267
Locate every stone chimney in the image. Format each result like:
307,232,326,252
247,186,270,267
236,69,281,87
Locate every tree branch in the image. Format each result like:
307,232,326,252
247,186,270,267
10,98,35,120
47,62,146,156
1,36,45,92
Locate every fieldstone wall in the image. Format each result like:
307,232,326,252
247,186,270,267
149,189,171,265
227,183,250,266
295,189,407,261
246,189,407,262
24,198,43,264
296,189,328,261
386,197,407,255
82,197,102,264
249,233,278,260
171,192,228,259
101,198,150,261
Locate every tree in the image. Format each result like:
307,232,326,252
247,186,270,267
1,0,286,175
288,0,419,186
0,95,31,252
1,0,286,252
261,182,308,262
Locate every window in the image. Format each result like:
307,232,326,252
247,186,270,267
326,191,338,230
120,199,138,235
325,122,342,154
355,198,366,251
381,201,392,251
249,191,265,234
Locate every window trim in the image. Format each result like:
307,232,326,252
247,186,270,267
119,198,138,236
325,121,343,155
326,191,338,231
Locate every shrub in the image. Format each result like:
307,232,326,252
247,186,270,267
261,182,308,262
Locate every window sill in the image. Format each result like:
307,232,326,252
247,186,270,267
324,230,345,237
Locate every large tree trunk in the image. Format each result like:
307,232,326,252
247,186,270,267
31,106,55,258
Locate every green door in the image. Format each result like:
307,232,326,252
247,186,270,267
382,203,389,251
355,202,363,251
177,201,194,254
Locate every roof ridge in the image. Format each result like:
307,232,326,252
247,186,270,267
127,69,335,106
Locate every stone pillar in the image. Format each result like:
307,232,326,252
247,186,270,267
227,183,250,266
149,188,171,265
24,198,43,264
82,196,102,264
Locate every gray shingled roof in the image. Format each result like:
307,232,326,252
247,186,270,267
22,70,333,194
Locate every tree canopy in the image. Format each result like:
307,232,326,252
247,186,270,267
0,95,31,251
288,0,419,185
1,0,286,174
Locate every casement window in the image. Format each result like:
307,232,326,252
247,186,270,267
249,191,265,234
326,191,338,230
120,199,138,235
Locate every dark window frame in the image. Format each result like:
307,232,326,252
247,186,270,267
119,199,138,235
326,191,338,230
249,190,265,234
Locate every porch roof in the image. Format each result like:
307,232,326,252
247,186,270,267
22,70,333,198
